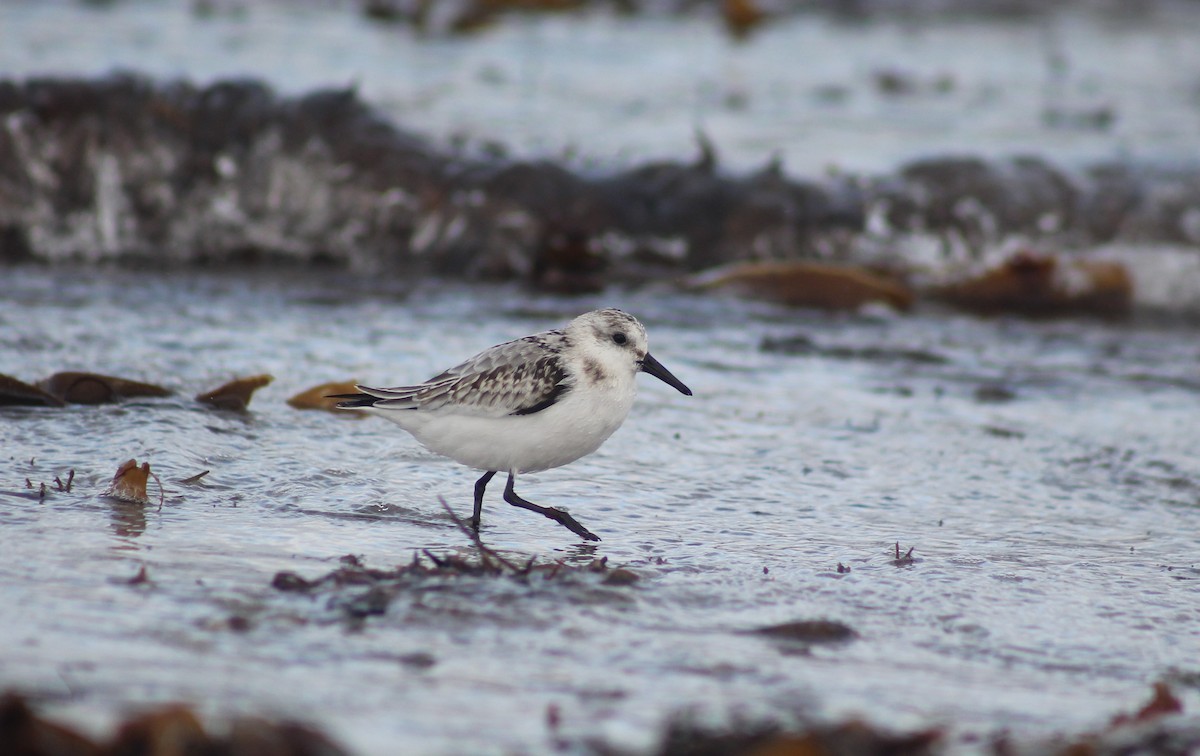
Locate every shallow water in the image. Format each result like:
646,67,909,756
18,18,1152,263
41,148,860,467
3,2,1199,174
1,267,1198,752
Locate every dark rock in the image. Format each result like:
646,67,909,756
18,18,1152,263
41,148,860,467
886,155,1078,243
1,73,1198,296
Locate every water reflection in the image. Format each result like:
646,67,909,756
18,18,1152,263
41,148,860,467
110,501,146,538
560,542,600,564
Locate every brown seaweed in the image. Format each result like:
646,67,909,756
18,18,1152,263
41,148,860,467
196,374,274,411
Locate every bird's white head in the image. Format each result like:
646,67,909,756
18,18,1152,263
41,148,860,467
566,309,692,395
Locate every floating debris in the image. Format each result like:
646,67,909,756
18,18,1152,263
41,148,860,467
687,261,914,311
983,425,1026,439
103,459,163,507
602,568,640,586
3,681,1191,756
271,549,637,626
272,548,633,595
0,693,97,756
872,68,956,97
0,693,351,756
893,542,916,566
974,383,1017,403
933,251,1133,318
53,470,74,492
178,470,211,485
624,714,941,756
722,0,768,39
1111,681,1183,726
761,334,947,364
749,619,858,645
20,469,72,503
0,373,64,407
270,501,639,624
286,380,362,414
39,371,171,404
196,374,274,411
24,478,47,502
1043,682,1197,755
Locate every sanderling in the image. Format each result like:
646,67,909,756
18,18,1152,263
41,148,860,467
332,309,692,541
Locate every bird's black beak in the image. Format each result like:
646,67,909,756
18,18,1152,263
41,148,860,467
640,353,693,396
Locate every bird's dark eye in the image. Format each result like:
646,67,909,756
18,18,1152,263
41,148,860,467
612,332,628,346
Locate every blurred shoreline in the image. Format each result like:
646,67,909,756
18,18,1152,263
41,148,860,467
3,1,1200,314
3,73,1200,315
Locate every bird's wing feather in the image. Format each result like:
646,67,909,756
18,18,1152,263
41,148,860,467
357,333,570,417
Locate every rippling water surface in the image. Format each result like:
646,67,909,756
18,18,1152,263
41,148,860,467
1,268,1198,752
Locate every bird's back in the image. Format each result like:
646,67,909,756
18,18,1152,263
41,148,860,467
337,329,572,419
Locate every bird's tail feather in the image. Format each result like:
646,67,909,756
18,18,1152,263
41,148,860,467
326,392,379,409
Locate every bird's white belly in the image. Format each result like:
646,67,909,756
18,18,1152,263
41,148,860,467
370,387,635,474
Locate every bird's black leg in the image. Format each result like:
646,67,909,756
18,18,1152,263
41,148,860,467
502,472,600,542
472,471,496,532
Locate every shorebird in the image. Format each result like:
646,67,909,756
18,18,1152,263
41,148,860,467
332,309,692,541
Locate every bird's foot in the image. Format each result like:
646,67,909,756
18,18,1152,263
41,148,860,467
547,507,601,542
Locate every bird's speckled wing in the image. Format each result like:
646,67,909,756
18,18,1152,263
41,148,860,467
357,331,571,417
